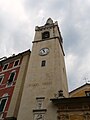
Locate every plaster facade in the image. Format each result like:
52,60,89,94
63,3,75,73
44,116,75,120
69,83,90,97
17,18,68,120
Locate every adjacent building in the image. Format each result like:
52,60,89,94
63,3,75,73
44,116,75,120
51,83,90,120
69,83,90,97
0,50,30,120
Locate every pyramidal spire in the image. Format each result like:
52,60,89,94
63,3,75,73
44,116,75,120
45,18,53,25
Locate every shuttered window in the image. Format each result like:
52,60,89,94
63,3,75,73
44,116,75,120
0,98,7,112
7,71,16,85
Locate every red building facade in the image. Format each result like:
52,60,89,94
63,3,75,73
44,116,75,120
0,50,30,120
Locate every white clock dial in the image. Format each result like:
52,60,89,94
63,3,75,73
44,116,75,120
39,48,49,56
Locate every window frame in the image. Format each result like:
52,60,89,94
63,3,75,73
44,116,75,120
0,98,7,113
13,59,20,67
42,31,50,39
0,74,4,85
85,91,90,97
41,60,46,67
0,94,8,113
7,70,16,86
3,63,9,71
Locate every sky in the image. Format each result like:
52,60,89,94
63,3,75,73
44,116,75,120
0,0,90,91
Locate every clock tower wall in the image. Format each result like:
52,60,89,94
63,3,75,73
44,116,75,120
17,18,69,120
32,19,68,97
34,21,62,43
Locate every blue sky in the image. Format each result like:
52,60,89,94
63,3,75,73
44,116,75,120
0,0,90,91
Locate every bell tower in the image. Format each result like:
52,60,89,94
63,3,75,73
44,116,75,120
17,18,69,120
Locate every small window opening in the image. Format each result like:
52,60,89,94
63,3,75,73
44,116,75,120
42,31,50,39
85,91,90,96
3,64,8,70
41,60,46,67
7,72,15,85
14,60,19,67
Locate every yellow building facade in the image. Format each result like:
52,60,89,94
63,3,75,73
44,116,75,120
70,83,90,97
51,83,90,120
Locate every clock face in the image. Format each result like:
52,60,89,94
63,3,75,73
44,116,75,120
39,48,49,56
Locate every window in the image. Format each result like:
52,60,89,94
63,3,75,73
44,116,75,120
3,64,8,70
0,94,8,113
0,98,7,112
85,91,90,96
42,31,50,39
0,75,4,84
7,71,16,86
14,60,20,67
41,60,46,67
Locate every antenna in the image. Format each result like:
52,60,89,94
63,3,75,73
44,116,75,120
83,77,90,84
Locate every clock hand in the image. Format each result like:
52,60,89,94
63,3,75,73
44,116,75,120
42,49,45,53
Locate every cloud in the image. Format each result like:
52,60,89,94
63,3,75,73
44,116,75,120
0,0,90,91
0,0,32,56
